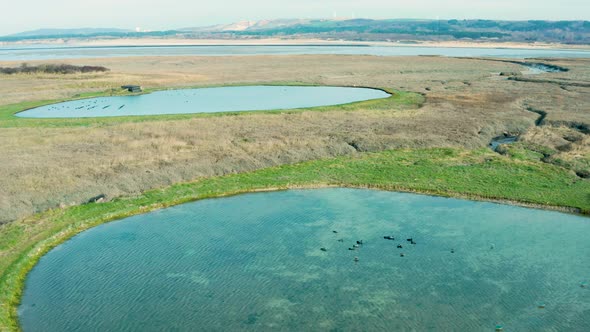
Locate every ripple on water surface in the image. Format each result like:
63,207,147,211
19,189,590,331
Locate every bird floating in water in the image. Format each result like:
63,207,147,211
406,238,413,242
354,257,359,262
451,249,455,254
320,247,328,252
356,240,363,245
397,244,403,249
383,236,395,240
400,253,405,257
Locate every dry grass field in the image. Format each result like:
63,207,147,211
0,55,588,224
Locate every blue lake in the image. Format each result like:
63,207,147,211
1,45,589,61
16,86,390,118
19,188,590,331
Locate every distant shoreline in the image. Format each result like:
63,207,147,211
3,38,590,51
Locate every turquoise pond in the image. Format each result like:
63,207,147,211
19,189,590,331
15,86,390,118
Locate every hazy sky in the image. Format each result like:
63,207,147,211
2,0,589,35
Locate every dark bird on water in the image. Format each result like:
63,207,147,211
406,238,413,242
397,244,403,249
356,240,363,245
320,247,328,252
384,236,395,240
400,253,405,257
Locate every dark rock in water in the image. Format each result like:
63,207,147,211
87,194,106,204
384,236,395,240
320,247,328,252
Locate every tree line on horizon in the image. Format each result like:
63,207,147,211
2,19,589,44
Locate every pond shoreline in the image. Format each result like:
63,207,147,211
19,187,590,331
9,83,395,120
2,146,588,330
15,85,391,119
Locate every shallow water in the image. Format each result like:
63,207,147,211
19,188,590,331
489,136,518,151
16,86,390,118
1,45,590,61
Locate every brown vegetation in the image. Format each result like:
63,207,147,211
0,55,588,224
0,63,108,75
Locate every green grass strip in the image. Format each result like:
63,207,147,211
0,147,588,330
0,84,423,128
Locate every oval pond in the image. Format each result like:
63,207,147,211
19,188,590,331
16,86,390,118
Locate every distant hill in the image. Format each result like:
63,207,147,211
0,28,181,42
181,19,312,32
3,19,590,44
8,28,132,37
196,18,590,44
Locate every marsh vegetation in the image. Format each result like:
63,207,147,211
0,54,589,330
0,63,109,75
0,55,588,224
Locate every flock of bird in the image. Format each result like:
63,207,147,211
44,100,126,113
318,230,459,261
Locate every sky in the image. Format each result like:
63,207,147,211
2,0,589,35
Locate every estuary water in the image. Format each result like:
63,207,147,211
19,188,590,331
16,86,390,118
1,44,590,61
